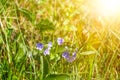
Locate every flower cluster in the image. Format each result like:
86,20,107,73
36,37,77,62
62,51,76,62
36,41,53,56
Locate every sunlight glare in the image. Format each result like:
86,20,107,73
96,0,120,16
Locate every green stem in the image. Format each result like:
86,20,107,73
40,56,44,80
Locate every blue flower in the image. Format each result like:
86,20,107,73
57,38,64,45
62,51,70,59
62,51,77,62
44,49,50,56
48,42,52,50
36,43,44,50
67,52,76,62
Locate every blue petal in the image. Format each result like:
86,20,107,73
48,42,52,48
44,49,50,56
36,43,44,50
62,51,70,59
57,38,64,45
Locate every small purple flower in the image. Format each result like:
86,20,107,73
48,42,52,50
44,49,50,56
62,51,77,63
62,51,70,59
57,38,64,45
66,52,76,62
72,52,76,58
36,43,44,50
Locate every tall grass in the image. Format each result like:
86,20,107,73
0,0,120,80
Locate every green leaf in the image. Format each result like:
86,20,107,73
7,28,13,37
80,51,96,55
36,19,55,32
0,34,3,44
45,74,70,80
56,47,65,54
43,57,49,78
14,43,26,65
0,0,7,5
0,63,3,74
40,56,49,80
18,8,35,23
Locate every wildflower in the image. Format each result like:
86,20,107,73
57,38,64,45
62,51,77,63
66,52,76,62
36,43,44,50
48,42,52,50
44,49,50,56
62,51,70,59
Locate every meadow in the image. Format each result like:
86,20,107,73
0,0,120,80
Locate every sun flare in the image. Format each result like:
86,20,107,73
96,0,120,16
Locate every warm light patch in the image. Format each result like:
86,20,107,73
96,0,120,16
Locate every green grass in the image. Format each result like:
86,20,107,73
0,0,120,80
